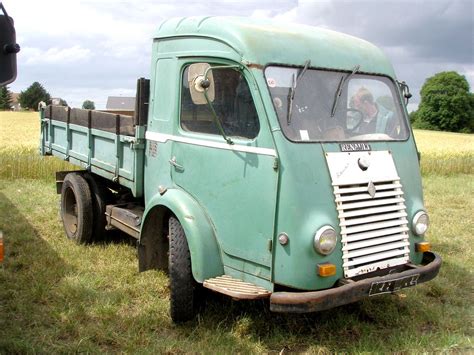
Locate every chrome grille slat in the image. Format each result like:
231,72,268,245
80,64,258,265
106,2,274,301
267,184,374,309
344,226,409,242
342,234,409,251
336,196,405,210
341,241,409,259
335,182,402,194
340,211,407,227
343,248,409,268
338,204,404,218
342,218,408,235
335,189,404,203
333,178,410,278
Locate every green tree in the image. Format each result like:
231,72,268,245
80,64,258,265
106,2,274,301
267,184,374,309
82,100,95,110
416,71,474,133
59,98,68,106
18,82,51,111
0,86,12,110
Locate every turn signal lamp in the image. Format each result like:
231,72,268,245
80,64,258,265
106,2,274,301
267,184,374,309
318,263,336,277
416,242,431,253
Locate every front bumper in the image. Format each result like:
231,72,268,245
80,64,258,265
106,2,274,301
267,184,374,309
270,252,441,313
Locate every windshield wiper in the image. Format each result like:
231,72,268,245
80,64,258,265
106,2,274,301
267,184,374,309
287,59,311,125
330,64,360,117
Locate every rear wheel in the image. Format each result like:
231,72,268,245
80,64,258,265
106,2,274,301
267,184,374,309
169,216,196,322
60,173,93,244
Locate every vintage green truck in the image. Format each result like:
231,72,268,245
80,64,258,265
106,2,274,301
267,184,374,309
40,16,441,322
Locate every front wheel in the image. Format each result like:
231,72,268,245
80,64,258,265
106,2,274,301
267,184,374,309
60,173,93,244
169,216,197,322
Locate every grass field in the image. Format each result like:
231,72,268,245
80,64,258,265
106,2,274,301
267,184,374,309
0,111,473,353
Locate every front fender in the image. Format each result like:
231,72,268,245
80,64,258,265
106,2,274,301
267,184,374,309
141,188,224,283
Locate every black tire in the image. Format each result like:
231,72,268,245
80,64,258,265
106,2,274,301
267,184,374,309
60,173,93,244
169,216,196,323
84,173,108,242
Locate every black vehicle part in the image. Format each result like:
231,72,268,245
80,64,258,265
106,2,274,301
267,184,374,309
0,3,20,86
84,173,109,242
169,216,197,322
60,173,93,244
134,77,150,126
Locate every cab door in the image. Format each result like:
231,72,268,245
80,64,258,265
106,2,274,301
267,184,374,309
170,61,278,280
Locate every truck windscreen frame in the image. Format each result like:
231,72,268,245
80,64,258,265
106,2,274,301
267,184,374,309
264,66,409,142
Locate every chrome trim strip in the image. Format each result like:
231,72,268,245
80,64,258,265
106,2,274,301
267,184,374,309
145,131,277,157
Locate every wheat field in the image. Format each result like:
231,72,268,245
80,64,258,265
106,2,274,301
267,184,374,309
0,111,472,178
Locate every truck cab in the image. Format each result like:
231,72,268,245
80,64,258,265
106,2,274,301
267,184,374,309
41,16,441,322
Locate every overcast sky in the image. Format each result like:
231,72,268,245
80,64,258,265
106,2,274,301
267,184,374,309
6,0,474,111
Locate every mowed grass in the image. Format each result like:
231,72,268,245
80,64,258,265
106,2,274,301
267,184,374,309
0,111,473,352
0,176,472,353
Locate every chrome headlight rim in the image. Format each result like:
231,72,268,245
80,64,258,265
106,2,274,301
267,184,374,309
314,225,338,255
412,210,429,236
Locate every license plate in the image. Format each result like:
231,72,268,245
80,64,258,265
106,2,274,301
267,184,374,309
369,274,420,296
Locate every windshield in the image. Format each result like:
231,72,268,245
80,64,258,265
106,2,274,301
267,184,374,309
265,66,409,142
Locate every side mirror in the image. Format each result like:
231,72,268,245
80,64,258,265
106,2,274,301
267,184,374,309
397,80,412,105
188,63,215,105
0,4,20,86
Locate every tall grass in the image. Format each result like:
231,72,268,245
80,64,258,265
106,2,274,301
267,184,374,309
0,112,74,179
414,130,474,175
0,147,74,180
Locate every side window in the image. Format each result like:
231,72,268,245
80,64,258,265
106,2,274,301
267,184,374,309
180,65,260,139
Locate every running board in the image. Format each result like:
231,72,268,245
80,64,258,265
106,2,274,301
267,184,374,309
105,204,144,239
203,275,271,299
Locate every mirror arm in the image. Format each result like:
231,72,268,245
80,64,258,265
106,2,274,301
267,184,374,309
203,89,234,145
199,65,241,145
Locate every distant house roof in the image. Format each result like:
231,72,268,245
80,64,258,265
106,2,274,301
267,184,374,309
106,96,135,110
11,93,21,110
11,92,19,103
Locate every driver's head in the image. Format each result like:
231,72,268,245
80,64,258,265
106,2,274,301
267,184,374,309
351,87,378,119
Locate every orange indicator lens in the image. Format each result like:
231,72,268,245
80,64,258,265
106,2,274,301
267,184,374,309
416,242,431,253
318,263,336,277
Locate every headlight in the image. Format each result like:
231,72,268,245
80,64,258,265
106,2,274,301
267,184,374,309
413,211,429,236
314,226,337,255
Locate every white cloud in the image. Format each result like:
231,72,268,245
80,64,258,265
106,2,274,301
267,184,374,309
5,0,472,111
22,45,92,65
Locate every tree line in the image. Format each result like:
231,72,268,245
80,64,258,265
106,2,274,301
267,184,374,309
410,71,473,133
0,82,95,111
1,72,473,133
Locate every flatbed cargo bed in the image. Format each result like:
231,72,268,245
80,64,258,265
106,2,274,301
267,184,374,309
40,105,145,197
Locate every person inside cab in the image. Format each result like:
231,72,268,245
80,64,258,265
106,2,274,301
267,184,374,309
349,87,396,136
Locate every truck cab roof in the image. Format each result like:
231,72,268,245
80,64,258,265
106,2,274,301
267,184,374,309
155,16,396,77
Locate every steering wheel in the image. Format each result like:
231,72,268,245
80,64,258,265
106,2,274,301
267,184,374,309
345,108,364,133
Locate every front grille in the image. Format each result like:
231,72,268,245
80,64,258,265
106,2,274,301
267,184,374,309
334,180,410,278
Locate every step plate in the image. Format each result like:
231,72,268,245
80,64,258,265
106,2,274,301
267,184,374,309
203,275,271,299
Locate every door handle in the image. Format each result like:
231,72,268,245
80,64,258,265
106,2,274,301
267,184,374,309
169,156,184,171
